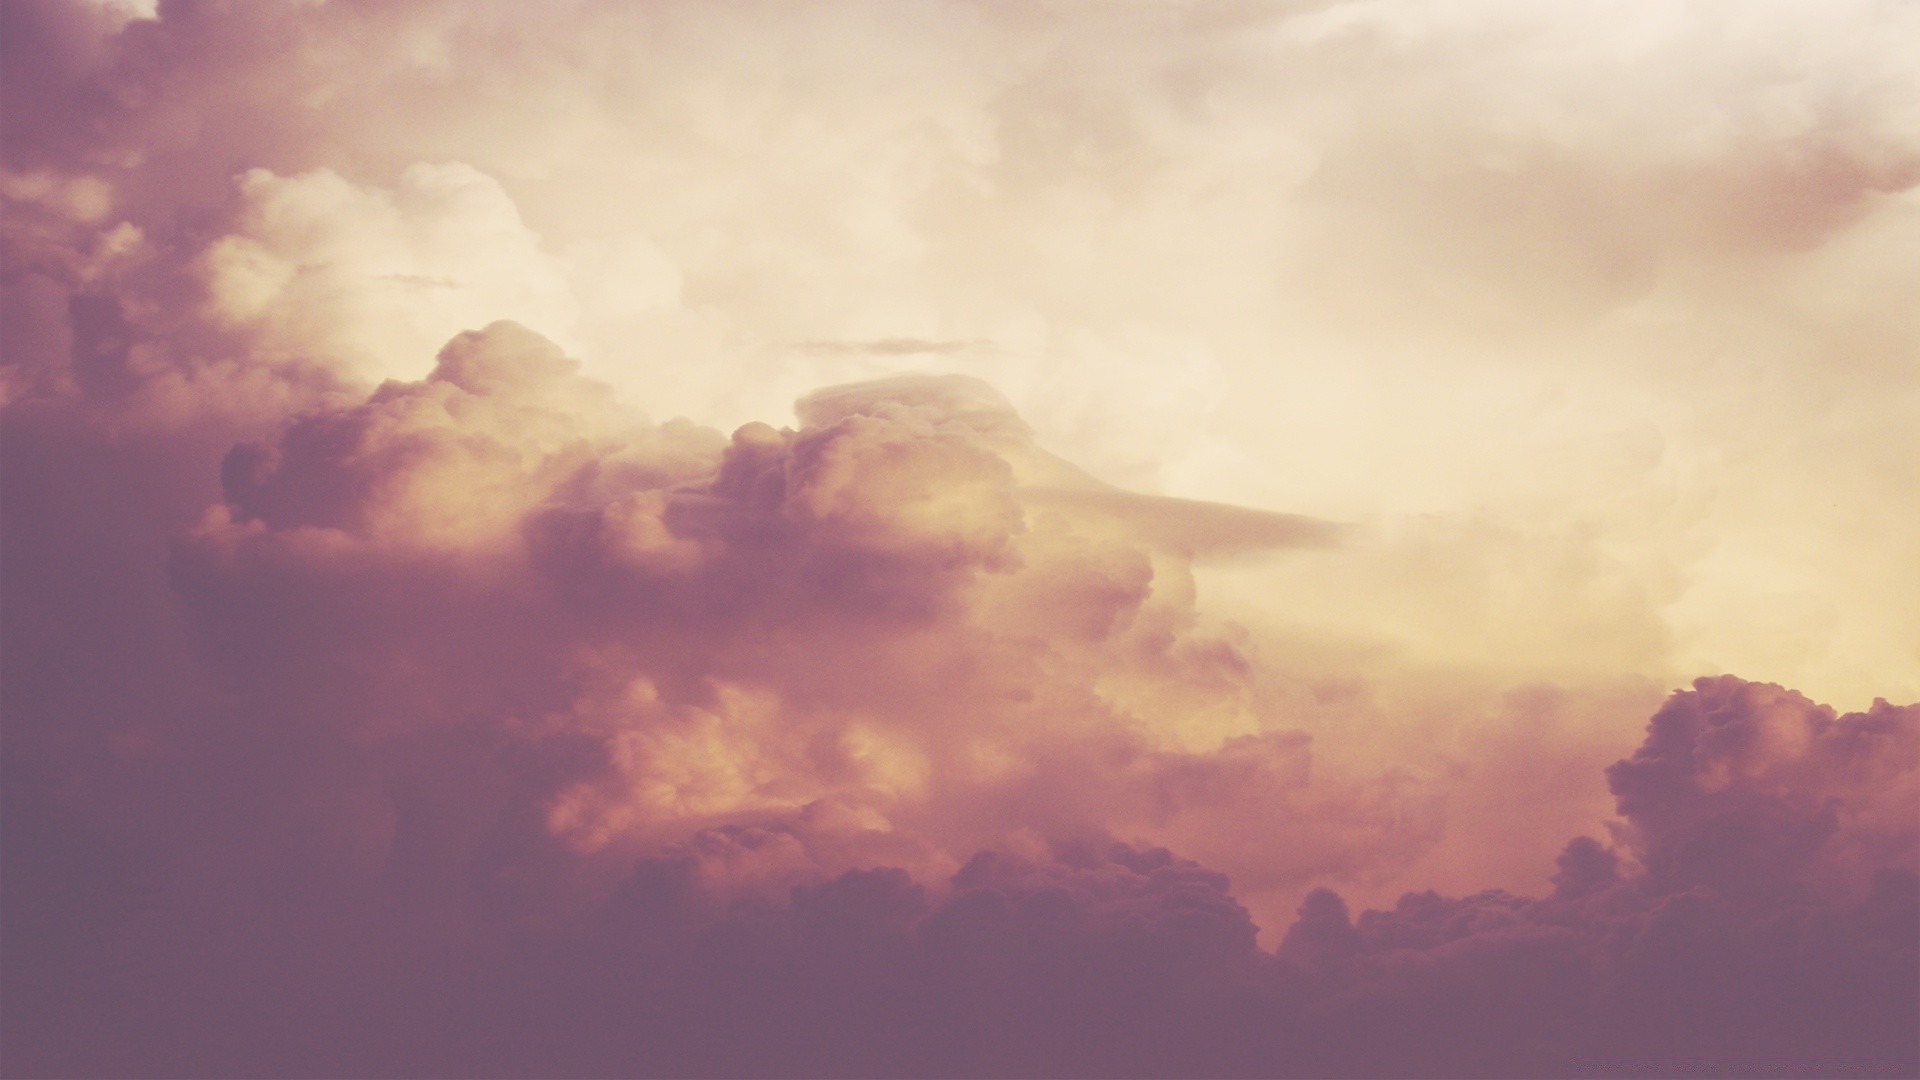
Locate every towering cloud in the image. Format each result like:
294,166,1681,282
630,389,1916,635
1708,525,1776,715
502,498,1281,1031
7,318,1915,1076
3,1,1916,1076
168,323,1414,897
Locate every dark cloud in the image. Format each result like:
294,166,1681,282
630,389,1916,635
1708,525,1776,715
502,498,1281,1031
8,676,1911,1076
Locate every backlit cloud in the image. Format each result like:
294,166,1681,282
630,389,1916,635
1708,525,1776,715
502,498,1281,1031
3,1,1915,1075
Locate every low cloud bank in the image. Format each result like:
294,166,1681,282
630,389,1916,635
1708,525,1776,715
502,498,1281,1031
4,324,1913,1077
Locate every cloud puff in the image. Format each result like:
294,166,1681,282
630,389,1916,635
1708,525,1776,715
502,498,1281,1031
199,165,584,381
1281,678,1920,1077
1607,675,1920,903
168,324,1408,898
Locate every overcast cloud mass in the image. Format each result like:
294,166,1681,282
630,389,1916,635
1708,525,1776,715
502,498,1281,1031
3,1,1917,1076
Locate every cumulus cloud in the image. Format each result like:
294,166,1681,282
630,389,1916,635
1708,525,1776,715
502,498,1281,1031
166,324,1404,900
198,165,585,381
8,1,1915,706
8,566,1913,1080
4,1,1918,1076
8,304,1918,1080
1286,679,1920,1077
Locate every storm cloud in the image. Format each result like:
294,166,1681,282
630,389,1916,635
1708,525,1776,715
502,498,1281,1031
4,2,1917,1076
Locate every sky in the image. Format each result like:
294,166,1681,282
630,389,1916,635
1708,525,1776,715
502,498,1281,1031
2,1,1916,1076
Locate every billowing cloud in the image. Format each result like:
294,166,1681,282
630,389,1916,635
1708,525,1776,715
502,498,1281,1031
198,165,585,381
4,1,1917,1076
166,324,1409,900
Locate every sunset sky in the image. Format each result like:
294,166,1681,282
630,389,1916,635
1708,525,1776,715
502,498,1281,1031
3,2,1917,1076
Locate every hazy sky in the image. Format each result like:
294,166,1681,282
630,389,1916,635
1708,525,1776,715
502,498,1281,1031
4,2,1916,1076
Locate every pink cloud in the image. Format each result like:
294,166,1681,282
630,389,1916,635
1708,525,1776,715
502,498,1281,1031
5,3,1917,1075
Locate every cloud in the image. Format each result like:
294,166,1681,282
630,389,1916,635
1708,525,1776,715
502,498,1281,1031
1022,487,1345,559
9,311,1914,1074
1607,676,1920,903
1285,679,1920,1077
198,165,584,381
8,2,1914,707
164,325,1415,897
4,2,1917,1075
12,615,1910,1079
793,337,988,356
12,276,1920,1080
